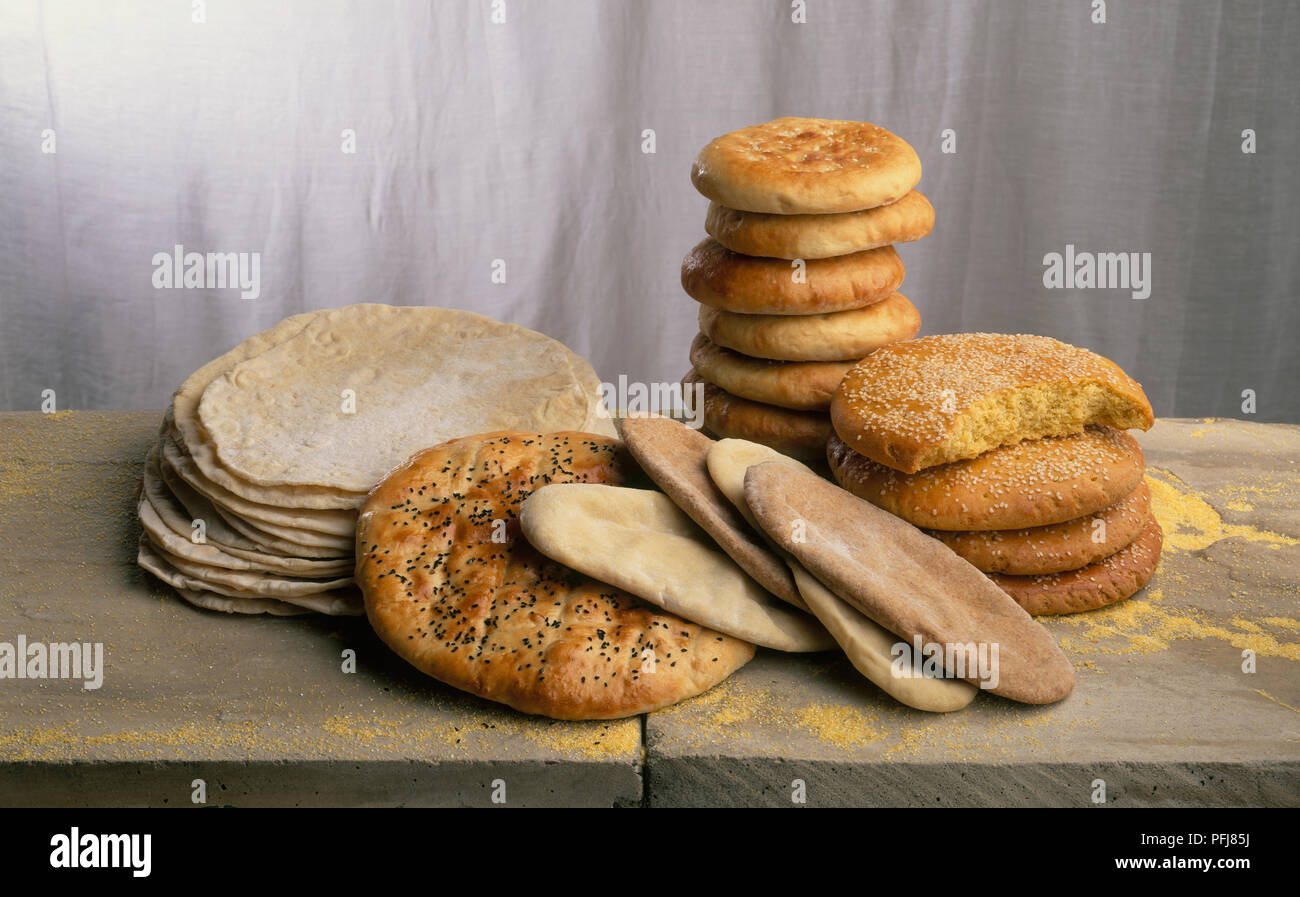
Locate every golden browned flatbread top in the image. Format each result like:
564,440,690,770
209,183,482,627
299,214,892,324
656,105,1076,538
357,431,754,720
831,333,1155,473
691,117,922,214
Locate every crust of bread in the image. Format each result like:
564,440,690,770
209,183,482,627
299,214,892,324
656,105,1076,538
705,190,933,260
698,292,920,362
691,117,922,214
682,238,903,316
989,518,1163,615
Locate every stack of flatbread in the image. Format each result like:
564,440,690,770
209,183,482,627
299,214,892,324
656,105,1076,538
682,117,931,462
136,304,613,615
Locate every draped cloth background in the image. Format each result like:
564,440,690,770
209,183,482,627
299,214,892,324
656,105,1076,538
1,0,1296,420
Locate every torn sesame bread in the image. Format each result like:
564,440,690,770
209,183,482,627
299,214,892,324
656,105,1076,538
830,333,1154,473
827,426,1145,531
356,431,754,720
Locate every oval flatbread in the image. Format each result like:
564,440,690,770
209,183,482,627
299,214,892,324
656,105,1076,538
521,485,831,652
745,461,1075,705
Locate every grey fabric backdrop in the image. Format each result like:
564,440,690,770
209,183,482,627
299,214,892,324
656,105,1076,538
1,0,1297,420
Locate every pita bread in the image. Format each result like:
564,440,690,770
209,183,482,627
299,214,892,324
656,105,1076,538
690,333,854,411
521,484,832,652
619,416,803,609
357,431,754,720
704,190,934,259
199,305,614,493
706,438,975,711
698,292,920,362
745,461,1075,704
789,564,977,712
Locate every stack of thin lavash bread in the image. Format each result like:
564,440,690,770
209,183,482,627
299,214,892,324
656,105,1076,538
681,117,931,461
135,305,616,616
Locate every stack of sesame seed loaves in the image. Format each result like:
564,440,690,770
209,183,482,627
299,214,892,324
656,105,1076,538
827,332,1164,615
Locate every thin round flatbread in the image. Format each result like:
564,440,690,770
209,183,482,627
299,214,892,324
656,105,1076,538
199,305,614,493
138,537,361,615
169,315,365,510
155,445,351,566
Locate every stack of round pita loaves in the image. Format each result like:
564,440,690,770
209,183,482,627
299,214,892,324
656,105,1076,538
682,117,931,462
136,304,614,616
828,332,1163,615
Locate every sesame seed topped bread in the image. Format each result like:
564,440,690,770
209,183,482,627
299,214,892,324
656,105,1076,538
682,238,903,316
929,481,1152,575
988,517,1163,616
830,333,1154,473
705,190,934,260
619,416,805,609
684,370,833,463
690,333,855,411
827,426,1146,531
357,431,754,720
698,292,921,362
744,461,1075,704
691,117,922,214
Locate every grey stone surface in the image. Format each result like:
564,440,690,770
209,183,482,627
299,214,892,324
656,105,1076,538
1,413,1296,807
644,419,1300,807
0,412,642,807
